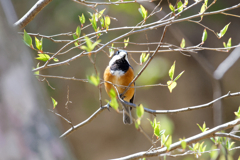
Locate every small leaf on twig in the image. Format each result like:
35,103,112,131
217,23,230,38
177,1,183,13
201,29,208,44
124,37,129,48
138,5,148,19
51,97,58,109
169,61,175,80
87,74,100,86
169,3,175,13
167,81,177,93
140,52,149,64
180,38,185,48
105,16,111,31
136,104,144,118
24,30,33,47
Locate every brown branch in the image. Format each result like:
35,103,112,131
214,133,240,142
111,118,240,160
121,92,240,115
14,0,53,29
60,105,108,138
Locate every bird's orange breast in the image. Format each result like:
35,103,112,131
104,66,134,102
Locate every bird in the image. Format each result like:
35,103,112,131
103,50,135,125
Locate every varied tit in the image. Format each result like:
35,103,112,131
103,50,135,124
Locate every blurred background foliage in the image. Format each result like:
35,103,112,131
13,0,240,159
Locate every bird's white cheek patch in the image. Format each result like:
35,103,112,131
110,70,125,77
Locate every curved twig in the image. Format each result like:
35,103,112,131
14,0,53,29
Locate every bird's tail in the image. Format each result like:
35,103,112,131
122,103,132,125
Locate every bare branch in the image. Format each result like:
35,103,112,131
60,105,108,138
123,92,240,115
214,133,240,141
14,0,53,29
111,118,240,160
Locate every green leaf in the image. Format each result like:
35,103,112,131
180,38,185,48
169,61,175,80
105,98,119,111
76,26,81,37
217,23,230,38
177,1,183,12
205,0,208,6
98,8,106,18
92,40,101,51
227,38,232,48
167,81,177,93
24,30,32,47
169,3,175,13
36,54,50,62
180,138,187,150
135,119,141,129
35,37,42,51
79,14,85,26
165,136,172,151
73,34,79,47
202,29,208,43
173,70,184,82
124,37,129,48
138,5,148,19
154,123,161,137
109,43,114,57
234,106,240,118
197,122,209,132
136,104,144,118
140,53,149,64
200,4,206,20
100,17,105,28
105,16,111,31
90,14,97,31
109,88,117,98
184,0,188,6
161,134,166,147
51,97,58,109
87,74,100,86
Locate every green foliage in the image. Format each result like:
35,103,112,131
217,23,230,38
87,74,100,86
35,54,59,62
90,14,97,31
136,104,144,118
223,38,232,50
140,52,149,64
124,37,129,48
80,36,101,52
51,97,58,109
138,5,148,20
177,1,183,13
234,106,240,118
197,122,209,132
135,119,141,129
76,26,81,37
167,61,184,93
180,38,185,48
202,29,208,44
169,3,175,13
179,138,187,150
79,13,85,27
165,135,172,151
105,16,111,31
225,139,235,150
23,30,33,48
188,142,207,157
35,37,43,52
184,0,188,6
105,89,119,111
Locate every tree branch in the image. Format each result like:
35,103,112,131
111,118,240,160
14,0,52,29
60,105,108,138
